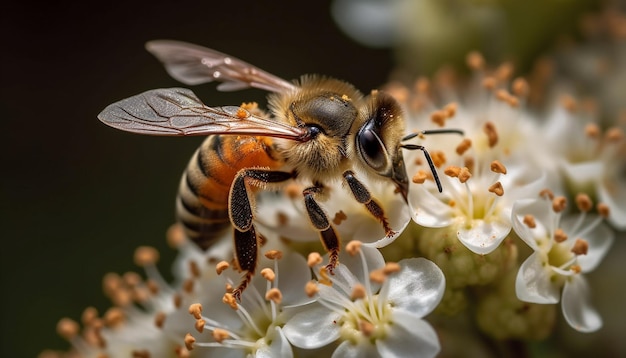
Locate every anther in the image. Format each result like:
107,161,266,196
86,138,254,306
444,102,458,117
184,333,196,351
575,193,593,212
571,265,582,274
123,272,141,287
147,279,159,294
552,196,567,212
431,150,446,167
597,203,610,218
173,294,182,309
488,182,504,196
456,138,472,155
134,246,159,267
183,278,195,294
103,307,125,328
346,240,362,256
305,281,319,297
554,228,568,243
383,262,401,274
175,345,191,358
188,303,202,319
333,210,348,225
539,188,555,200
265,288,283,304
307,252,323,267
466,51,485,71
412,170,428,184
351,284,366,300
194,319,205,333
216,261,230,275
415,77,430,95
430,110,447,127
496,62,514,82
166,223,186,248
444,166,461,178
81,307,98,326
512,78,529,97
523,215,536,228
264,250,283,260
482,77,497,90
483,121,499,147
605,127,624,142
458,167,472,183
56,318,79,340
212,328,230,343
189,261,201,278
261,268,275,282
560,95,577,112
222,293,238,310
490,160,507,174
369,269,386,284
571,239,589,256
154,311,166,329
359,321,375,337
585,123,601,139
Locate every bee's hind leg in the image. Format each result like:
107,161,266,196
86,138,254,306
303,184,340,274
229,168,293,301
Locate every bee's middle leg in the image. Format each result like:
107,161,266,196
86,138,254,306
343,170,395,237
229,168,293,300
303,184,340,274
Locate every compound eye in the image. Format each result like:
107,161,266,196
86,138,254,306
357,123,388,171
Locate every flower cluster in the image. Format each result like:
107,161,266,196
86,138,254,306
45,9,626,357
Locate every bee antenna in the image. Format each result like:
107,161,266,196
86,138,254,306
401,129,464,142
400,144,443,193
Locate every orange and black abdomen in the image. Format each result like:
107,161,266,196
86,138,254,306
176,135,283,250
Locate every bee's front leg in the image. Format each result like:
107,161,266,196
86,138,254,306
343,170,395,237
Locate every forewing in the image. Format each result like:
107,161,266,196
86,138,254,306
98,87,307,139
145,40,297,93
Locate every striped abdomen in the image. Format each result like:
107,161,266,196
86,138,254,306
176,135,283,250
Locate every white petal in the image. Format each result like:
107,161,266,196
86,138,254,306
276,252,314,306
561,160,603,187
457,219,511,254
255,327,293,358
511,198,552,251
336,246,385,288
598,180,626,230
515,252,560,304
332,340,380,358
376,310,440,358
409,187,454,228
282,304,341,349
386,258,445,317
561,275,602,332
561,216,614,273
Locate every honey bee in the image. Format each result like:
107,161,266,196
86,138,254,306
98,40,457,299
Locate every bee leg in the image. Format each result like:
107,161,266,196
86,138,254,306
303,185,340,274
343,170,395,237
229,168,293,300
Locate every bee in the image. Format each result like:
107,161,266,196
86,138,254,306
98,40,457,299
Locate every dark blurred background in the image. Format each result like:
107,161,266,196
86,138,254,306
1,1,395,356
2,0,619,357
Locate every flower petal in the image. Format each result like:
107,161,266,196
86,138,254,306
561,275,602,332
515,252,560,304
409,186,454,228
376,310,440,358
511,198,552,251
282,304,341,349
256,327,293,358
276,251,314,306
332,340,380,358
598,179,626,231
385,258,445,317
561,215,614,273
457,219,511,254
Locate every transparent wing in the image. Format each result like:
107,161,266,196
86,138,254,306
98,87,308,139
145,40,297,93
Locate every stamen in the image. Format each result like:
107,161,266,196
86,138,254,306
415,77,430,95
261,268,275,282
212,328,230,343
189,261,201,278
412,169,429,184
456,138,472,155
605,127,624,142
488,182,504,196
184,333,195,351
346,240,362,256
359,321,375,337
585,123,601,139
482,77,497,90
81,307,98,326
56,318,79,340
166,223,186,248
496,62,514,82
188,303,202,319
147,279,159,294
444,166,461,178
383,262,401,274
351,284,367,300
539,188,555,200
265,288,283,304
597,203,610,218
195,319,205,333
523,214,536,228
175,345,191,358
369,269,386,284
490,160,507,174
512,78,529,97
560,95,578,112
134,246,159,267
103,307,124,328
458,167,472,183
466,51,485,71
154,311,166,329
483,121,499,147
182,279,195,294
332,210,348,225
554,228,568,243
552,196,567,213
570,265,582,274
431,150,446,167
430,110,447,127
173,294,182,309
571,239,589,256
264,250,283,260
575,193,593,212
216,261,230,275
307,252,323,267
444,102,458,117
305,281,319,297
222,293,238,310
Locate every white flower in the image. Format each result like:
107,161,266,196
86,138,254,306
511,194,614,332
185,249,313,357
283,243,444,358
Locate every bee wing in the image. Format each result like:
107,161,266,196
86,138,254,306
98,87,308,139
145,40,297,93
